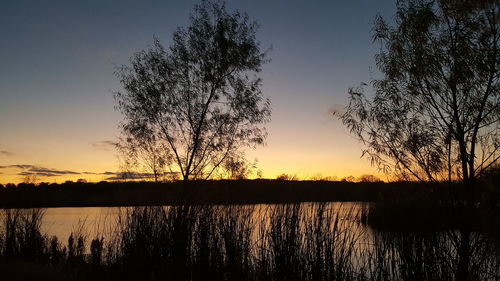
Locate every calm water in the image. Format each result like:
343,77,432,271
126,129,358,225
3,203,498,280
41,207,122,242
38,202,366,244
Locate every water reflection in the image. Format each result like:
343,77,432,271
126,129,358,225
38,203,366,244
41,207,120,241
2,203,498,280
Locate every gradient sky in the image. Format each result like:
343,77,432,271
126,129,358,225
0,0,397,184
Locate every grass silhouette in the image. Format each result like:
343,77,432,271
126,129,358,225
0,203,498,281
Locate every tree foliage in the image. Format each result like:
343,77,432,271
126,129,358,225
220,153,261,179
116,135,173,182
115,0,271,181
339,0,499,182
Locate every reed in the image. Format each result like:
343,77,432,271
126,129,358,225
0,204,498,281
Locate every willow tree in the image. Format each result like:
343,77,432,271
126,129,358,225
339,0,499,183
115,0,271,181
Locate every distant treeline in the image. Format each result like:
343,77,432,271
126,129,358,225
0,178,498,208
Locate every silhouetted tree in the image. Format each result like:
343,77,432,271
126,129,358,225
340,175,356,183
117,134,172,182
115,0,271,181
22,174,38,185
339,0,499,183
276,173,298,181
221,153,260,179
358,174,383,183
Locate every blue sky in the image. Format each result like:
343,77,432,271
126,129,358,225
0,0,396,183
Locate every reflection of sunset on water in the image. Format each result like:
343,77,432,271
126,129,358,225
0,0,498,279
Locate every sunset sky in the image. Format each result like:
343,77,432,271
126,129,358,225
0,0,396,184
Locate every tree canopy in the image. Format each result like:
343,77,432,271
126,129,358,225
339,0,499,183
115,0,271,181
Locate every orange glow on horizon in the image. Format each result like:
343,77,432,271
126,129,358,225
0,161,389,185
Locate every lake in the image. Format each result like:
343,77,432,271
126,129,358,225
1,202,498,281
39,202,368,244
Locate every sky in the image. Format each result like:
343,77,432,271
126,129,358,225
0,0,397,184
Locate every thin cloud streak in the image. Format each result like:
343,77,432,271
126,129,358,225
18,171,59,177
92,140,117,151
0,164,113,178
1,163,179,182
0,150,14,156
0,165,80,175
30,168,79,175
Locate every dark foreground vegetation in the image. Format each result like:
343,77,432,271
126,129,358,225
0,204,499,281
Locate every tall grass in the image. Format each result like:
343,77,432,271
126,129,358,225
109,205,256,280
1,209,47,259
0,205,499,281
255,203,364,281
358,230,500,281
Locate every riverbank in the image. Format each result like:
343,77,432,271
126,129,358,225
0,179,487,208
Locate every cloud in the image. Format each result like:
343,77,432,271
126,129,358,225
92,140,117,151
18,171,59,177
81,171,116,175
0,163,179,181
3,164,81,177
3,165,130,178
82,170,169,180
6,164,35,169
29,168,79,175
0,150,14,156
